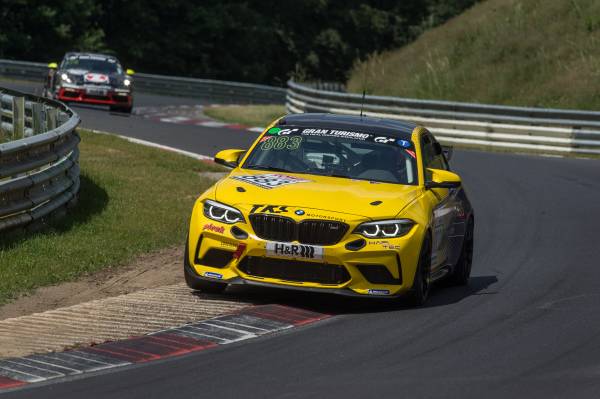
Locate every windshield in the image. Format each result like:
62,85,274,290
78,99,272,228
243,126,418,185
62,57,121,74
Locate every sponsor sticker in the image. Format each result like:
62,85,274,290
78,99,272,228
374,136,396,144
267,127,298,135
304,213,345,222
232,174,311,189
368,240,401,250
203,223,225,234
250,205,289,214
368,289,391,295
204,271,223,279
295,209,305,215
301,128,370,141
397,139,412,148
266,242,324,260
84,73,109,83
261,126,415,148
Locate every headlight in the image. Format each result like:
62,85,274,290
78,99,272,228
354,219,414,238
60,73,71,83
123,79,131,86
203,200,244,224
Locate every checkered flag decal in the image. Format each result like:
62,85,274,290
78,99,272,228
231,174,311,189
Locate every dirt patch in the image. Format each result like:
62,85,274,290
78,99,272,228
0,245,185,320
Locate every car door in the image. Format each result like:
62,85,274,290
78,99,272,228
421,132,456,271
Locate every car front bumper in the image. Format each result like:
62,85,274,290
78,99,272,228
187,212,425,298
57,86,132,107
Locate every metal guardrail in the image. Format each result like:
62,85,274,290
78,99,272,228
0,86,80,232
0,59,286,104
286,80,600,156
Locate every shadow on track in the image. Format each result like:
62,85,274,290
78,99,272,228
65,103,133,118
216,275,498,316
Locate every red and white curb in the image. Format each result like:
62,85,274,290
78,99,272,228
134,105,265,133
0,305,329,391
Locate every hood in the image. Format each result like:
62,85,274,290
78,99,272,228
214,169,423,220
64,69,125,86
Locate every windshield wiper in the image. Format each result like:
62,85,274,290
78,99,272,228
244,165,295,173
309,171,351,179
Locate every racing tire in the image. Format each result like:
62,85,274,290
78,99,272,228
446,218,474,286
183,242,227,294
43,88,55,99
406,234,432,307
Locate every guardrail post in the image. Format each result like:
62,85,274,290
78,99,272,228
12,96,25,140
46,106,57,130
31,102,43,136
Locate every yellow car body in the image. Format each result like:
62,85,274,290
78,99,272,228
185,114,474,303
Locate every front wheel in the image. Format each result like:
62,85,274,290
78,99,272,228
406,234,432,307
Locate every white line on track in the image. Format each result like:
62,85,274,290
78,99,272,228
88,129,213,161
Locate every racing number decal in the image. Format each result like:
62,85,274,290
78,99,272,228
260,136,302,151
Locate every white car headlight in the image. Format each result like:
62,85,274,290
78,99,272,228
60,73,71,83
203,200,244,224
354,219,414,238
123,79,131,86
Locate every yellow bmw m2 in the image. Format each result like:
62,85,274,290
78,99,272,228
185,114,474,305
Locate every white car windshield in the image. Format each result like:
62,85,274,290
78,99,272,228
62,57,121,74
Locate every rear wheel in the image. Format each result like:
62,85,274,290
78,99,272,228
183,242,227,294
447,218,474,286
406,234,432,307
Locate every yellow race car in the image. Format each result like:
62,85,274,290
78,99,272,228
185,113,474,305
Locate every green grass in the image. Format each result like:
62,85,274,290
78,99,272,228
348,0,600,110
204,105,286,128
0,129,223,304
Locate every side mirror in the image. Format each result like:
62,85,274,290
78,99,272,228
425,168,461,189
126,69,135,75
214,149,246,168
48,62,58,69
442,145,453,161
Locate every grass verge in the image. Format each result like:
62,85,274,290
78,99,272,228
204,104,286,128
0,129,223,305
348,0,600,110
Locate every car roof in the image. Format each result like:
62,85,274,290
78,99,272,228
278,113,418,138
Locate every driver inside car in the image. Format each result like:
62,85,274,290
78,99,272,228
355,147,411,184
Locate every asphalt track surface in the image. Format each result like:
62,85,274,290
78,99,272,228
3,81,600,398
